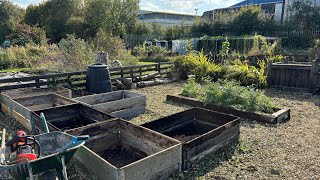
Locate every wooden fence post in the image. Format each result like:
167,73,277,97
267,60,273,87
157,63,161,74
310,59,320,93
35,78,40,88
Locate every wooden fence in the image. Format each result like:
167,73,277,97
267,59,320,93
0,62,173,92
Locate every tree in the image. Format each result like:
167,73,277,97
85,0,139,38
24,0,84,40
0,1,24,42
229,7,263,35
288,0,320,30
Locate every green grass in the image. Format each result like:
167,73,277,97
138,61,156,65
0,68,32,73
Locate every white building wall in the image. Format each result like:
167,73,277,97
274,3,283,22
138,19,193,26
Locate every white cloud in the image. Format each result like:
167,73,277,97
140,0,241,15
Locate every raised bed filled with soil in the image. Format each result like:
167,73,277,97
74,90,146,119
31,104,116,133
142,108,240,170
67,119,182,180
167,95,291,124
8,93,77,130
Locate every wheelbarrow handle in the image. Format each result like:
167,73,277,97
76,135,89,142
59,135,90,153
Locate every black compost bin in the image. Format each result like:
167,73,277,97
86,63,112,93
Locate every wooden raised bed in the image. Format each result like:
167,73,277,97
167,95,290,124
67,119,182,180
31,104,116,134
74,90,146,119
8,93,77,131
0,87,71,114
142,108,240,170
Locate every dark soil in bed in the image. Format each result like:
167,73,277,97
99,144,148,168
164,121,218,142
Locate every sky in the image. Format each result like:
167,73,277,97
11,0,242,15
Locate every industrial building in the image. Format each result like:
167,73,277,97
138,10,199,26
203,0,320,23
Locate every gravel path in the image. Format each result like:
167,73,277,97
0,82,319,179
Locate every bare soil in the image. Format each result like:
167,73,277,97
1,82,319,179
163,121,218,142
98,144,148,168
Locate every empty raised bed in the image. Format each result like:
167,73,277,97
142,108,240,170
0,87,71,114
31,104,115,133
167,95,291,124
74,90,146,119
67,119,182,180
9,93,77,130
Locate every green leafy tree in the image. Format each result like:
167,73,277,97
287,0,320,30
0,1,25,42
85,0,139,38
24,0,84,40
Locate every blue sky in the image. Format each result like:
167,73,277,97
11,0,242,15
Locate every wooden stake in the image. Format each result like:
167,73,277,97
0,128,6,164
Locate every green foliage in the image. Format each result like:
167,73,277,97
225,60,267,88
118,50,139,66
0,1,25,42
220,38,230,59
9,24,46,46
248,34,278,56
181,77,200,98
269,55,283,63
92,30,125,61
199,80,276,113
175,51,222,80
0,44,49,70
57,34,94,72
288,0,320,30
139,56,174,63
85,0,139,37
314,39,320,48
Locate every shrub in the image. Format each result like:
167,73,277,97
92,30,125,61
269,55,283,63
118,50,139,66
175,50,222,80
0,44,55,70
57,34,94,72
225,60,267,88
200,80,277,113
181,77,200,98
9,24,46,46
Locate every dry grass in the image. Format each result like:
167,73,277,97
131,82,320,179
0,82,319,179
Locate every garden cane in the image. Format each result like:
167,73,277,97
0,129,6,164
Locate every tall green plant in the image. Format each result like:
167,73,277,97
181,77,200,98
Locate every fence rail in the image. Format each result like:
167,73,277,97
0,62,173,91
